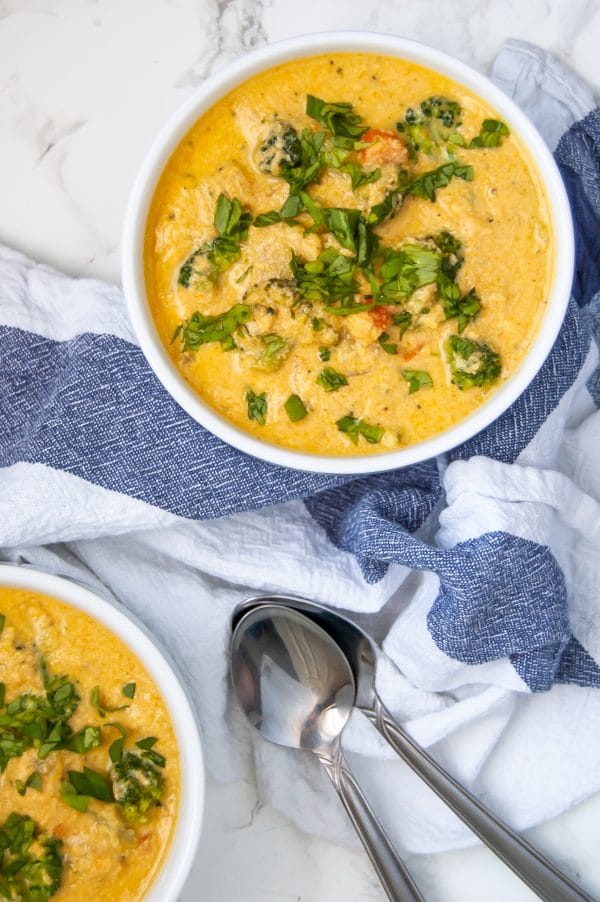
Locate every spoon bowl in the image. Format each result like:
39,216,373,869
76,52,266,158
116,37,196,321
231,605,355,755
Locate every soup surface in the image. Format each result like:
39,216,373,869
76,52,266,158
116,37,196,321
145,53,552,456
0,586,179,901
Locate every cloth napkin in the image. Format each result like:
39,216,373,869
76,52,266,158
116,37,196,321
1,39,599,856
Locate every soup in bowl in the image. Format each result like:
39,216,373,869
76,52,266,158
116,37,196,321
0,565,203,901
123,33,573,474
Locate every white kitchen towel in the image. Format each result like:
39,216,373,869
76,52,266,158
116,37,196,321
1,39,599,857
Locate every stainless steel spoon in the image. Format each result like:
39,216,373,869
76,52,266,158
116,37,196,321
233,594,591,902
231,604,424,901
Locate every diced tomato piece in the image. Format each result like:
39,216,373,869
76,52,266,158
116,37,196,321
359,129,409,166
400,342,425,361
368,306,392,330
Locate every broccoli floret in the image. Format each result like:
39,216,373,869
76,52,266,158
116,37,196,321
397,96,463,158
446,335,501,389
110,752,164,824
256,123,302,176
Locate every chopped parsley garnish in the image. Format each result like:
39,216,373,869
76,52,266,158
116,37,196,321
90,685,128,718
66,725,102,754
174,304,251,352
178,194,251,287
378,332,397,355
279,129,326,194
468,119,510,148
122,683,136,699
438,279,481,332
306,95,368,139
291,248,358,305
284,394,308,422
319,347,331,361
378,245,440,302
255,333,289,371
0,813,63,901
405,162,474,202
246,389,267,425
402,369,433,394
446,335,501,389
0,666,99,772
61,766,113,812
15,771,43,796
392,310,412,338
0,613,4,636
336,415,384,445
316,367,348,392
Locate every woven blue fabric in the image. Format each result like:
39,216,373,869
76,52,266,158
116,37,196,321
1,111,598,692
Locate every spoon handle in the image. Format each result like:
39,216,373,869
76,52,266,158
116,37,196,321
363,696,591,902
318,743,424,902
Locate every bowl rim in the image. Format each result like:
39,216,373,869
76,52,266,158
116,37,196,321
0,562,204,902
122,30,574,475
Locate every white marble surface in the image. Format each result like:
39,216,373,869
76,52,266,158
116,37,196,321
1,1,600,900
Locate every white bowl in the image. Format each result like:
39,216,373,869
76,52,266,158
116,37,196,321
122,31,574,475
0,563,204,902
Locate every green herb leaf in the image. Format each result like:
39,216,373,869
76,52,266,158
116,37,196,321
178,194,251,287
291,247,358,306
446,334,501,389
306,95,367,139
316,367,349,392
336,415,384,445
0,613,5,635
176,304,251,353
406,162,473,202
15,779,26,796
213,193,252,241
392,311,412,338
66,726,102,754
468,119,510,148
27,772,43,792
90,686,128,719
0,813,63,899
0,683,5,708
378,332,398,354
378,244,441,302
284,394,308,422
67,767,113,803
135,736,158,751
402,369,433,394
319,347,331,362
122,683,136,699
60,780,89,812
279,129,326,194
141,749,166,769
438,279,481,332
246,389,268,425
109,738,125,764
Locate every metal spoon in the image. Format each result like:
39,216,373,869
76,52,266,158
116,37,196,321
233,595,591,902
231,604,424,901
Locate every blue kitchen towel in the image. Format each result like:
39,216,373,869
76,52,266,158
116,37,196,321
1,42,599,700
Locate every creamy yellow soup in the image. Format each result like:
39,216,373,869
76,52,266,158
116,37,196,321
145,53,552,456
0,587,179,901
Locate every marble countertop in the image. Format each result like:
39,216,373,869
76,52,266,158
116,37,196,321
1,1,599,900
